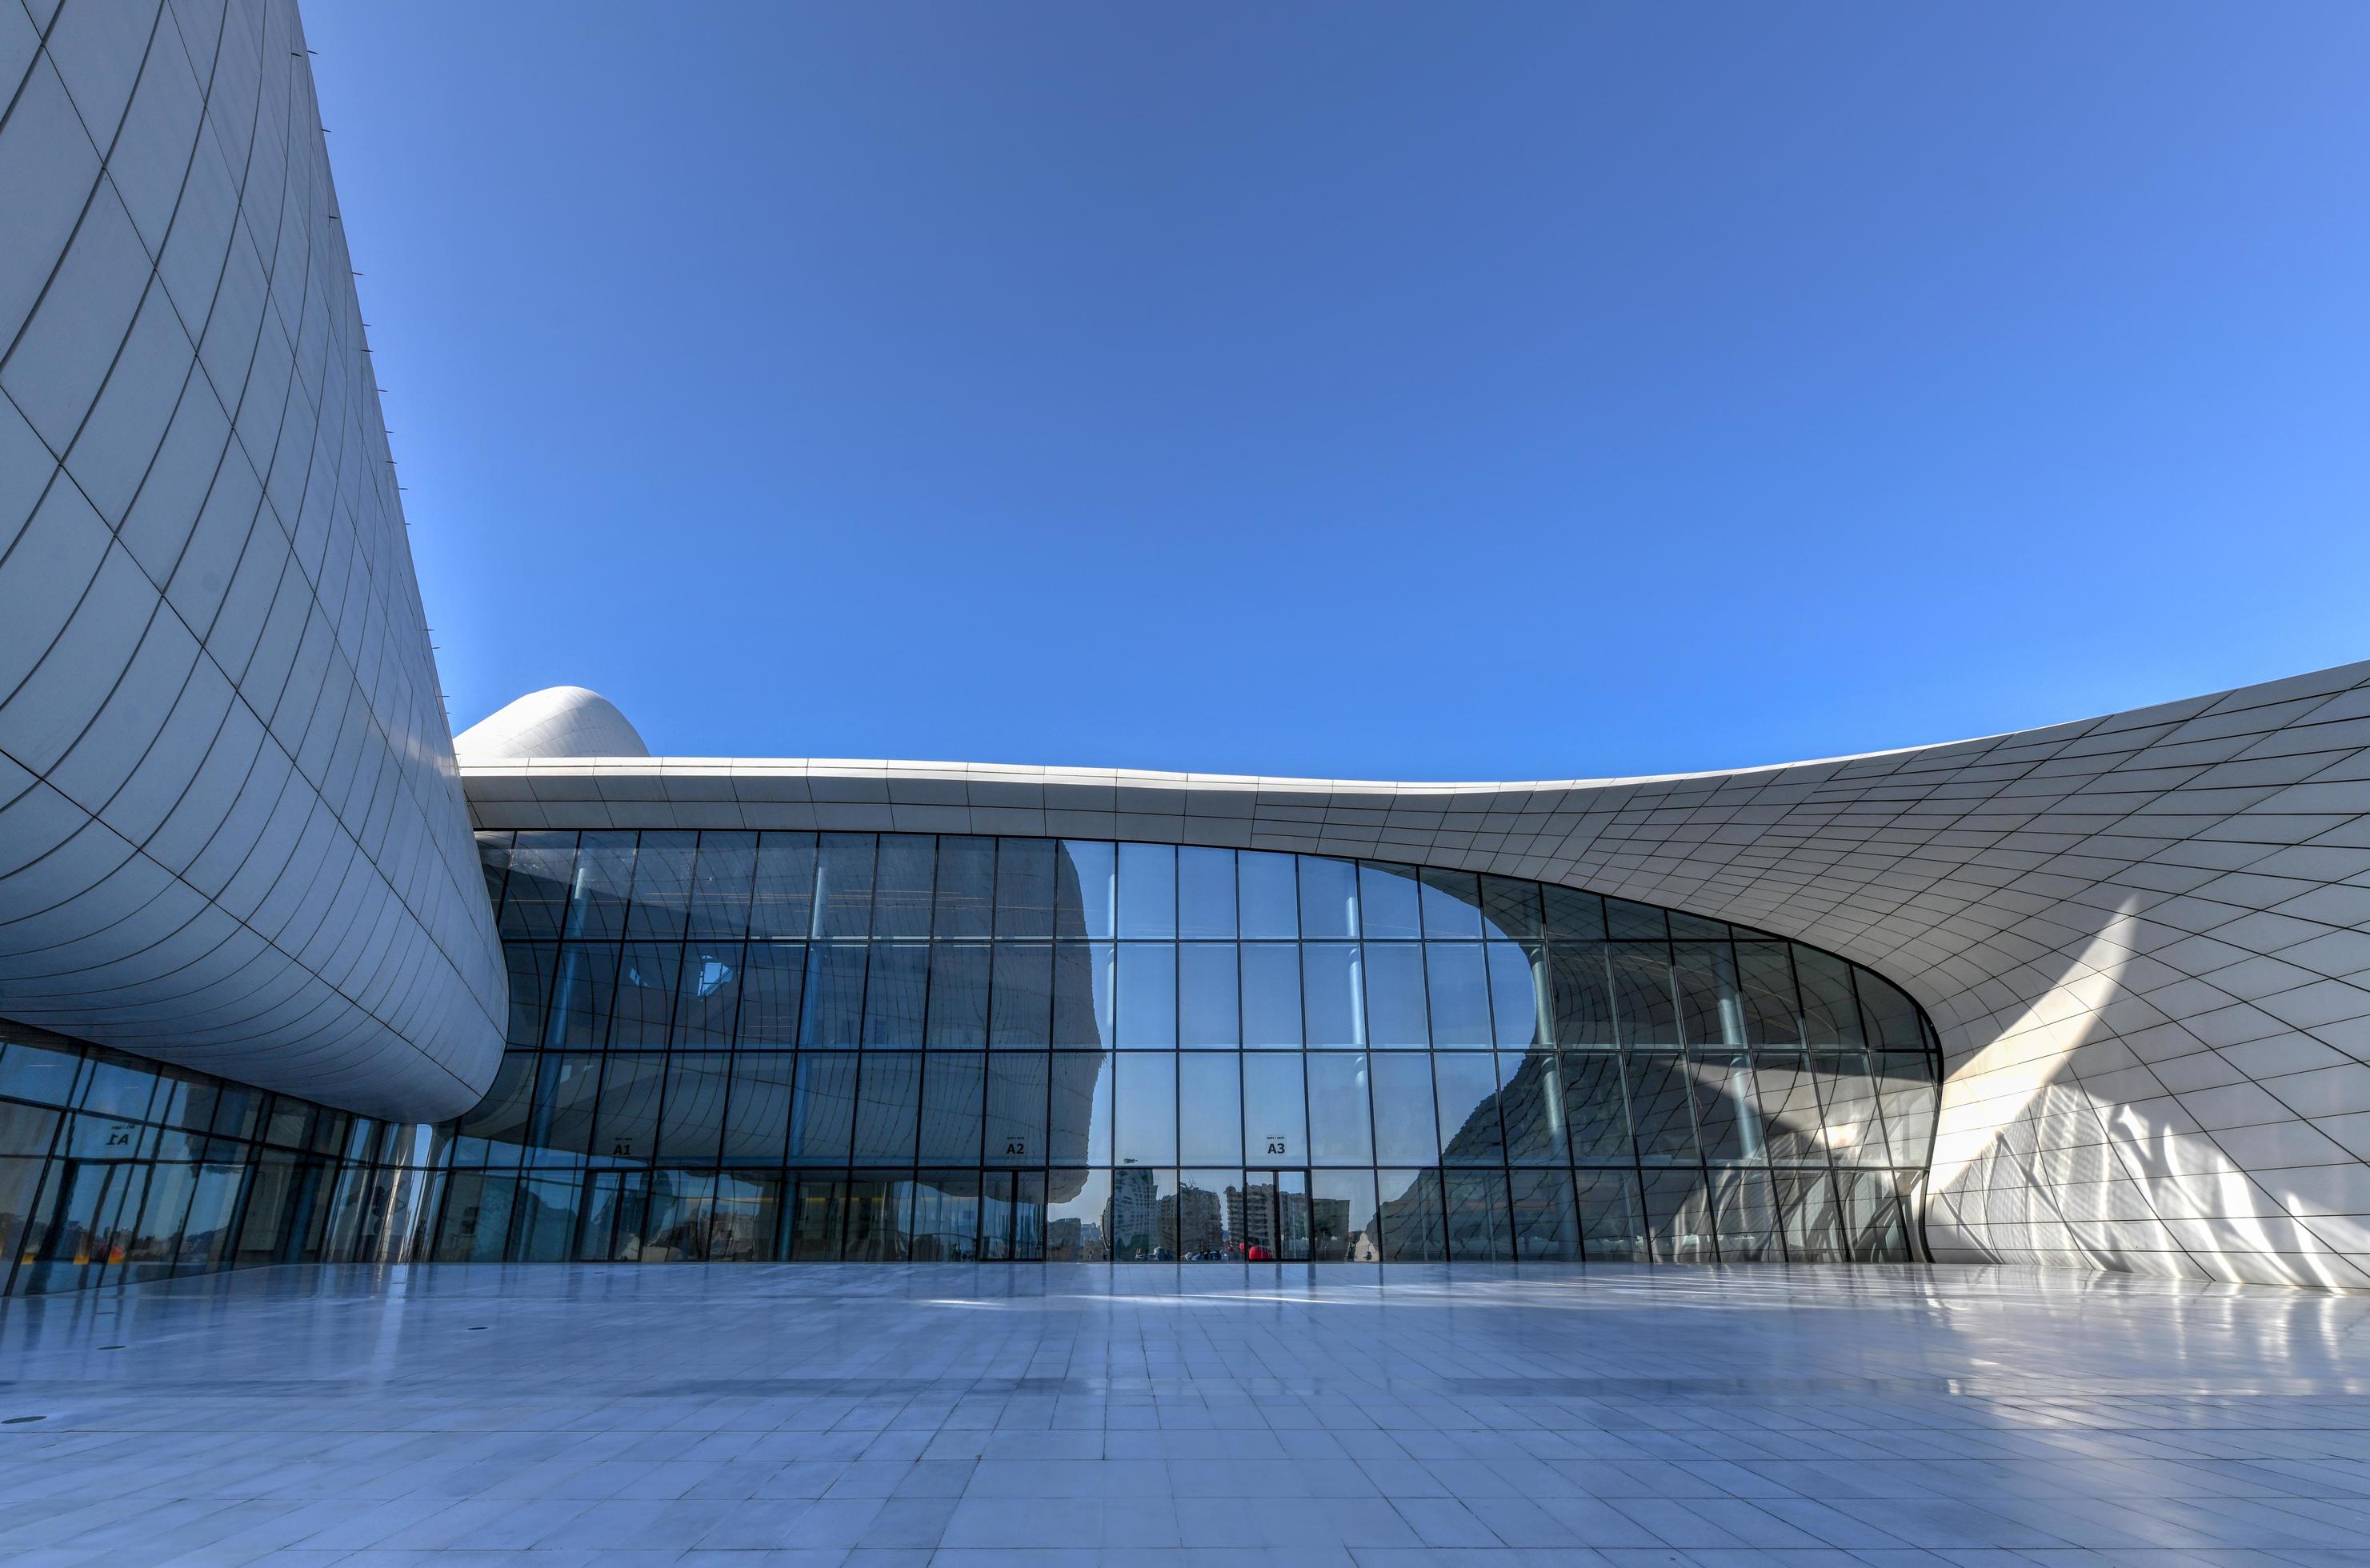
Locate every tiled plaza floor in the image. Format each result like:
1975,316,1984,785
2,1263,2369,1565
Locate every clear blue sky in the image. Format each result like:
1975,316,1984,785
306,3,2370,779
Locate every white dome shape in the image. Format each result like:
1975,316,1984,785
454,686,651,760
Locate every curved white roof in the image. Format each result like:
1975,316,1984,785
454,686,651,761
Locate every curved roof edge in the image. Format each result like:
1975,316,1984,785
461,658,2370,1290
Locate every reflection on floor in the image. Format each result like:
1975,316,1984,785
2,1262,2368,1563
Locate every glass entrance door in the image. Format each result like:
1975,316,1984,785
1241,1170,1311,1262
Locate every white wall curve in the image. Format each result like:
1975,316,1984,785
463,660,2370,1286
0,0,504,1120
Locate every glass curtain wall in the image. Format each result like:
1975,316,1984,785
441,831,1941,1267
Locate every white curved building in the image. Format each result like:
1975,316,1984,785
0,0,2364,1297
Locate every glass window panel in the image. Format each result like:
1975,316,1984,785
917,1053,984,1164
1298,857,1358,939
1009,1169,1047,1260
1603,898,1669,941
1243,1053,1306,1165
1507,1167,1581,1262
1776,1169,1846,1262
1301,944,1364,1047
786,1174,847,1260
1859,970,1926,1049
1047,1168,1111,1261
1177,847,1236,940
1051,942,1115,1047
1116,945,1176,1047
1737,943,1802,1046
995,838,1056,938
1239,851,1299,939
1310,1169,1378,1262
1478,875,1543,942
503,941,557,1048
625,832,697,942
1424,943,1491,1046
932,836,997,938
1049,1052,1113,1166
1059,841,1117,939
1840,1168,1910,1262
1108,1166,1176,1261
1114,1052,1178,1166
1711,1168,1782,1262
1369,1052,1438,1165
1116,843,1175,938
546,942,619,1047
908,1172,980,1261
1611,943,1678,1045
1753,1051,1825,1164
1643,1168,1713,1262
593,1054,666,1163
985,1054,1049,1165
1487,942,1545,1048
1179,945,1239,1046
843,1177,910,1262
642,1170,715,1261
1541,885,1606,942
502,830,579,941
813,834,877,939
1674,943,1745,1048
1175,1170,1232,1259
657,1053,731,1162
1669,909,1730,940
991,942,1053,1046
527,1052,600,1160
1358,862,1423,940
1376,1169,1443,1262
1877,1054,1938,1166
687,832,757,941
1793,946,1865,1046
1558,1050,1628,1162
610,942,680,1047
1306,1052,1372,1166
1549,945,1615,1046
1812,1050,1886,1166
862,942,930,1046
1442,1169,1511,1262
721,1055,794,1165
1626,1052,1697,1163
870,835,937,938
452,1053,535,1164
748,833,818,939
1688,1050,1763,1164
735,942,805,1046
926,942,991,1046
787,1053,858,1166
674,942,743,1048
0,1037,84,1107
562,832,637,944
1574,1168,1649,1262
799,942,867,1046
1241,945,1302,1047
851,1052,922,1164
709,1172,781,1261
433,1171,516,1263
1497,1050,1565,1166
1178,1053,1240,1165
1434,1052,1509,1166
1417,867,1484,939
1363,944,1428,1046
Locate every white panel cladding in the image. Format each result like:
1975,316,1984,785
464,662,2370,1288
0,0,503,1121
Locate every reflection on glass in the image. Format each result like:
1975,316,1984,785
1178,1054,1241,1165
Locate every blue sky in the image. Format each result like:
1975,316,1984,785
306,4,2370,779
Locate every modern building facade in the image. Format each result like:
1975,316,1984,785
3,0,2369,1296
